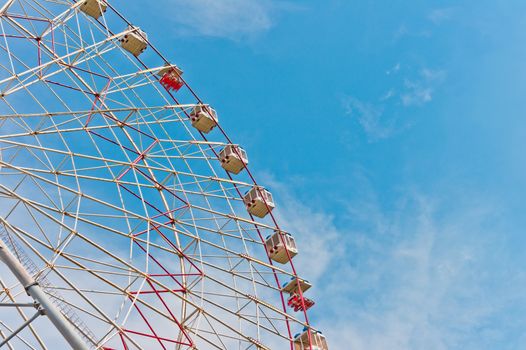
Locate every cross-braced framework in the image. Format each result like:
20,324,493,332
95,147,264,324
0,1,326,349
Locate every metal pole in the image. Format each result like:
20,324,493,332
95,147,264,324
0,239,89,350
0,0,16,15
0,302,36,308
0,308,42,347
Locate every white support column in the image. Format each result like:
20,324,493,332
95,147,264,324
0,0,16,15
0,239,89,350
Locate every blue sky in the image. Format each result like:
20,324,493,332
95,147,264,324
124,1,526,349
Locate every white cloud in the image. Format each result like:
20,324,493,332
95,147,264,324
428,7,456,24
266,172,521,350
380,88,396,101
393,24,431,41
401,80,433,106
386,63,401,75
153,0,288,40
321,195,499,350
342,65,445,141
342,96,396,141
401,68,445,106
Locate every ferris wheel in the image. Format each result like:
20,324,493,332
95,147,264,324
0,0,329,349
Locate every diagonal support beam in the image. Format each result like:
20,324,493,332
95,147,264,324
0,230,89,350
0,306,43,348
0,0,15,16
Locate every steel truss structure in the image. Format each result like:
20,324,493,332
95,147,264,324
0,0,323,349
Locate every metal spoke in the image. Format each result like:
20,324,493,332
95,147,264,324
0,0,323,349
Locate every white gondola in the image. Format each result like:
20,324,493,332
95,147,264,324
120,26,148,56
243,186,275,218
79,0,107,19
294,328,328,350
265,230,297,263
282,277,311,295
219,144,248,174
189,104,218,133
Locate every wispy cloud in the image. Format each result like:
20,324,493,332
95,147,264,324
269,173,523,350
395,7,456,42
322,192,518,350
401,68,446,106
428,7,456,24
342,65,445,140
393,24,431,41
154,0,293,40
342,96,396,141
386,63,401,75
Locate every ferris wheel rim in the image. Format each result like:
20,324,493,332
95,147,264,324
0,0,320,349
